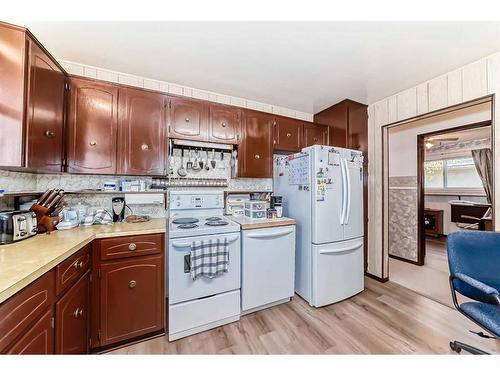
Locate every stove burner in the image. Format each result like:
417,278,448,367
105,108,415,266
178,223,199,229
172,217,199,225
205,220,229,226
205,216,223,222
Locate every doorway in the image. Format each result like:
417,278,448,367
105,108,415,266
384,101,494,307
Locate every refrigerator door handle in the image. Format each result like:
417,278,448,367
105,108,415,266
340,158,347,225
344,159,352,225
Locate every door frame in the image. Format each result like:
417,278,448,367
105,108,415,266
416,120,493,265
381,96,495,273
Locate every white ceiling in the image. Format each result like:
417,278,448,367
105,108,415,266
18,21,500,114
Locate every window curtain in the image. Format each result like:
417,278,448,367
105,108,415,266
471,148,493,206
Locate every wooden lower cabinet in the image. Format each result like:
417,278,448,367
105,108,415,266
55,272,90,354
6,308,54,354
98,254,164,347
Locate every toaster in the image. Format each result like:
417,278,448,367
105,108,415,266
0,210,38,245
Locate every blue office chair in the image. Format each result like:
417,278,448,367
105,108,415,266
447,231,500,354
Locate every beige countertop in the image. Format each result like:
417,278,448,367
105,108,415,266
0,218,166,304
228,215,296,230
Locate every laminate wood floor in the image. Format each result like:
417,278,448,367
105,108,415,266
108,277,499,354
389,237,461,308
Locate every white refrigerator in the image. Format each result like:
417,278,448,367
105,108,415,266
274,145,364,307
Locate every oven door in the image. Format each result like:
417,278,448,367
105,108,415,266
168,232,241,305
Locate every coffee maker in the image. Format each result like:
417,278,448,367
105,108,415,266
112,197,126,222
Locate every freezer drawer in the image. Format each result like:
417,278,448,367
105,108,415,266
241,225,296,312
312,237,364,307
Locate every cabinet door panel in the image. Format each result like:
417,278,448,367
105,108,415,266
302,123,328,147
5,308,54,354
55,272,90,354
168,97,207,141
0,270,55,352
67,77,118,174
208,104,241,144
25,39,65,171
239,110,273,178
99,255,163,346
0,26,25,167
118,88,167,175
273,117,302,152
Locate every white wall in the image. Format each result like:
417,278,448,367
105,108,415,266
388,102,491,177
368,51,500,279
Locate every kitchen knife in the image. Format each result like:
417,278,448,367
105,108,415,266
37,190,52,205
42,190,58,207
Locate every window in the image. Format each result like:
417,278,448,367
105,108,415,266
424,157,483,190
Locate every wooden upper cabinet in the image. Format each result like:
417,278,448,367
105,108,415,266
167,97,207,141
55,272,90,354
239,110,274,178
347,101,368,155
118,87,167,175
273,116,303,152
67,77,119,174
0,24,65,169
208,104,242,144
302,122,329,147
25,38,65,171
99,255,164,347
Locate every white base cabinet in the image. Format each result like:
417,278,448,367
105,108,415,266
241,225,296,312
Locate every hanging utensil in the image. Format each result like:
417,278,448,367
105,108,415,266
211,149,216,169
168,140,174,175
192,149,201,172
199,149,204,170
177,149,187,177
205,150,210,171
186,148,193,170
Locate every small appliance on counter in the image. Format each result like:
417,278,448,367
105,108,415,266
270,196,283,218
0,210,38,244
112,197,126,222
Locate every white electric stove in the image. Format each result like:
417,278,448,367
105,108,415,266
167,190,241,341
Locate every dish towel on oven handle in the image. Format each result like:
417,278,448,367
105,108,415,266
190,238,229,280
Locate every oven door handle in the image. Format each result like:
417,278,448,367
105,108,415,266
171,235,240,248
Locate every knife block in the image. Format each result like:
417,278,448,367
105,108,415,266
31,204,59,233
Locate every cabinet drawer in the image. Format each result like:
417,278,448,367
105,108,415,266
99,234,163,261
56,244,91,296
0,270,55,352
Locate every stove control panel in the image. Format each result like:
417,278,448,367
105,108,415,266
169,191,223,210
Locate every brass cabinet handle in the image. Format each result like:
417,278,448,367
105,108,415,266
286,133,292,137
185,118,190,122
73,308,83,318
141,144,149,151
313,138,318,142
221,122,227,127
254,154,260,159
128,243,137,251
89,141,97,146
128,280,137,288
73,260,83,269
44,130,55,138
